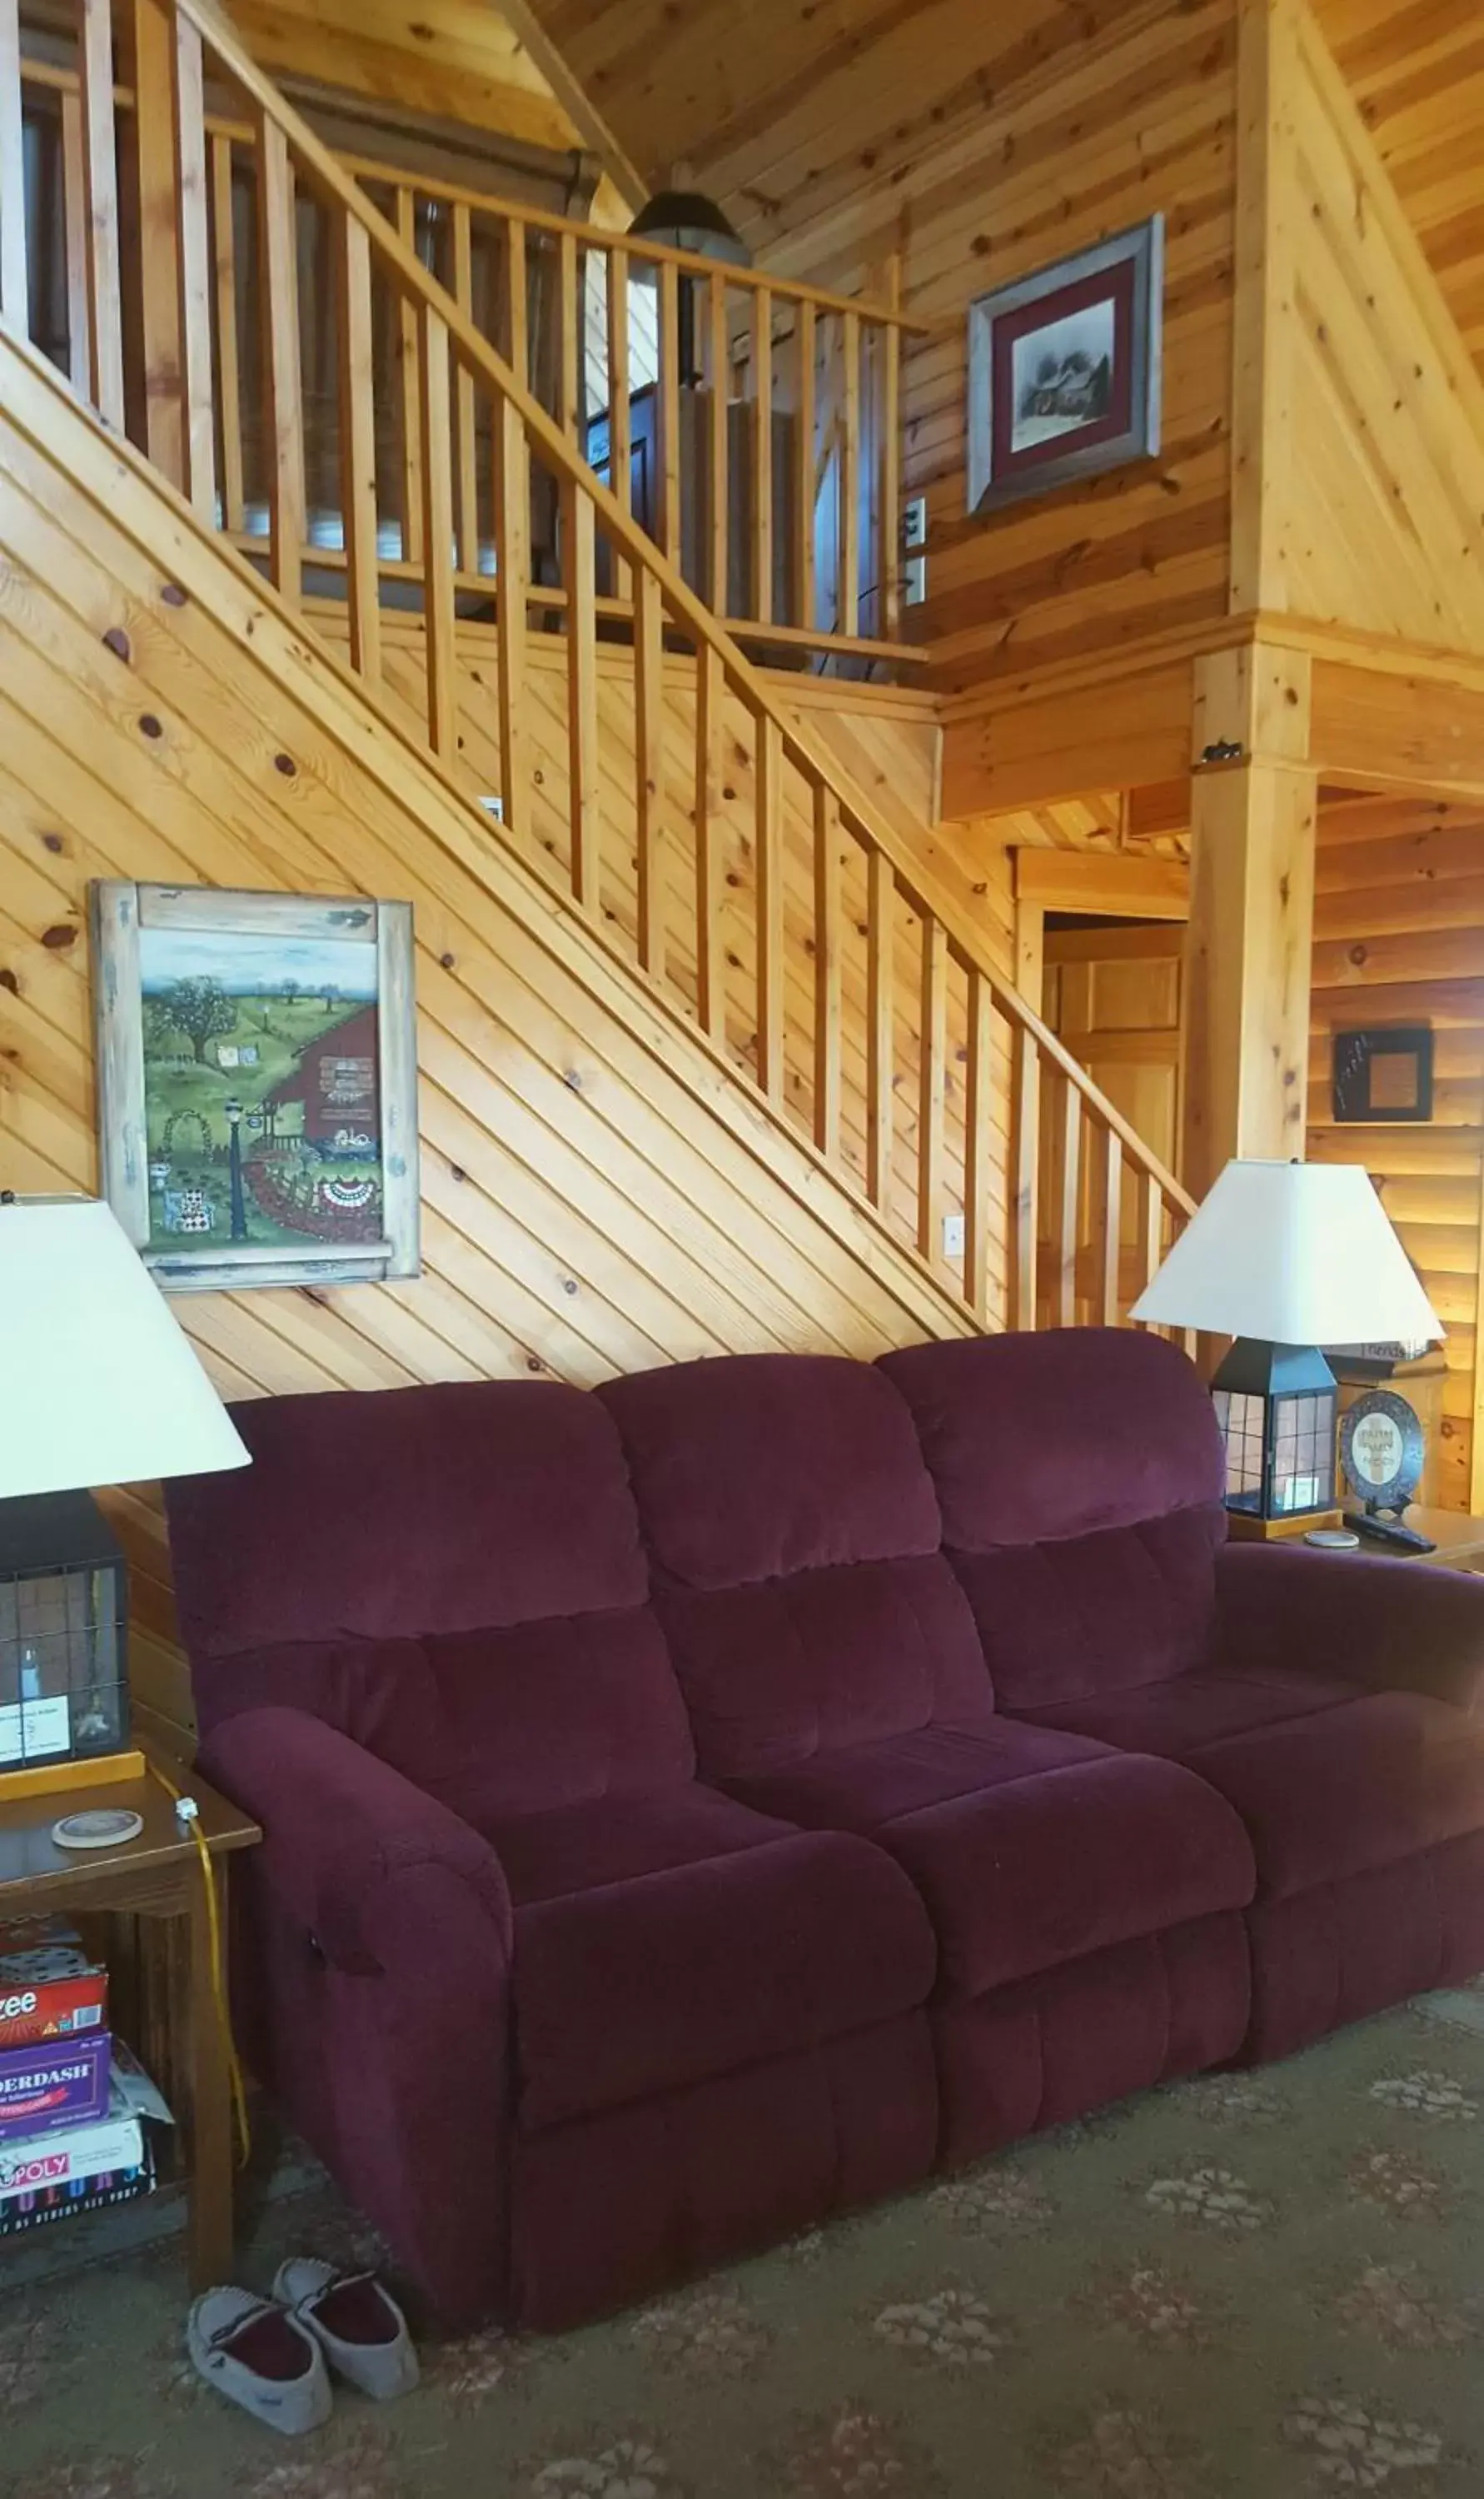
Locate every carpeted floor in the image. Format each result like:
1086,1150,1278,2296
5,1990,1484,2499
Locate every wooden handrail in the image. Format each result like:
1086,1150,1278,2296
16,40,915,656
16,48,927,333
2,0,1193,1336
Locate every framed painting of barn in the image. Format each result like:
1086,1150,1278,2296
90,882,420,1293
966,216,1163,516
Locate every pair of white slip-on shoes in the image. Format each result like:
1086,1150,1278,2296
187,2257,419,2435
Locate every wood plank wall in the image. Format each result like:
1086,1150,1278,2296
1279,7,1484,654
0,337,965,1743
1308,790,1484,1510
304,609,1018,1301
665,0,1241,704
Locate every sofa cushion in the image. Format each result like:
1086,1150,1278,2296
879,1331,1227,1708
169,1379,649,1661
498,1788,937,2129
599,1354,991,1774
727,1723,1255,1996
1025,1664,1366,1754
1025,1677,1484,1900
1169,1691,1484,1901
167,1381,700,1816
203,1615,698,1826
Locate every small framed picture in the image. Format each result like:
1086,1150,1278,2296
1332,1026,1434,1125
967,216,1163,516
91,881,421,1292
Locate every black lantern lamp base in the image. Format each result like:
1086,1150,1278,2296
0,1489,143,1799
1212,1339,1342,1539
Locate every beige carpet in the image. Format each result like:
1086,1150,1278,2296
4,1989,1484,2497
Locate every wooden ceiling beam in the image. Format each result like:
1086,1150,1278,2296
495,0,646,209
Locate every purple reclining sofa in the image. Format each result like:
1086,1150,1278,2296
167,1329,1484,2328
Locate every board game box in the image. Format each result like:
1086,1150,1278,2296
0,1917,107,2048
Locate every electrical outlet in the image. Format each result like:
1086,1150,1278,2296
943,1213,965,1259
476,795,505,821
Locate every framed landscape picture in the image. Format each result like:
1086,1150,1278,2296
967,216,1163,516
91,882,420,1293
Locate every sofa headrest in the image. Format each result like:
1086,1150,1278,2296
878,1329,1225,1549
597,1352,943,1589
166,1379,649,1660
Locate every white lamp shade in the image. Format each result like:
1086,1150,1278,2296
1129,1159,1443,1346
0,1196,250,1498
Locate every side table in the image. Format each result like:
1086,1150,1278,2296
0,1748,260,2288
1343,1507,1484,1571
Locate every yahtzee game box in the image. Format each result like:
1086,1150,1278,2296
0,1917,108,2048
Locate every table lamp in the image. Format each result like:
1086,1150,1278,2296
0,1194,250,1797
1131,1160,1442,1538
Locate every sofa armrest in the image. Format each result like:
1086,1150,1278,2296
197,1704,512,1975
197,1706,515,2322
1214,1540,1484,1711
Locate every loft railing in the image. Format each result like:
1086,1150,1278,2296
11,35,924,671
0,0,1194,1334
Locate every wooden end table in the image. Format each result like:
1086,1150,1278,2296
1342,1506,1484,1570
0,1749,260,2288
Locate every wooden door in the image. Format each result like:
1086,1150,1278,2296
1041,919,1184,1322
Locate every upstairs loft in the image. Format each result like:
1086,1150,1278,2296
7,0,924,682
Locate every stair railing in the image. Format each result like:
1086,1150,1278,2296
11,39,924,668
0,0,1195,1334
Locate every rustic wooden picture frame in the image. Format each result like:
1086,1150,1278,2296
90,881,421,1294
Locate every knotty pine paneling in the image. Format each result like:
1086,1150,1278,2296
306,608,1021,1304
0,337,968,1742
1279,7,1484,655
532,0,1239,705
1314,0,1484,387
1308,791,1484,1511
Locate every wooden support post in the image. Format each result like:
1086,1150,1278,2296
395,187,422,566
695,642,725,1040
0,0,27,337
172,10,215,520
658,258,680,566
418,302,456,760
865,845,894,1207
209,132,242,530
134,0,185,486
1181,641,1317,1200
255,109,303,605
812,782,841,1158
451,202,480,573
794,299,815,634
78,0,125,428
963,972,993,1323
336,214,381,684
917,913,946,1262
1229,0,1300,617
876,254,903,639
565,481,600,908
62,89,92,393
707,272,729,613
634,564,665,979
492,396,530,835
839,308,860,639
1010,1021,1040,1330
606,244,631,601
754,713,784,1100
751,283,773,624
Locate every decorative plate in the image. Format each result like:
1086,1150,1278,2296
1338,1389,1425,1514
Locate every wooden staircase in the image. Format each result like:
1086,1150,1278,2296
0,0,1193,1353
